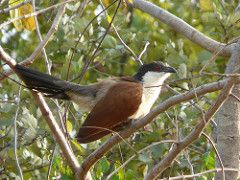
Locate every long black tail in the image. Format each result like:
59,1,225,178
14,64,71,100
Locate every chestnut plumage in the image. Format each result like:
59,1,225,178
14,62,176,143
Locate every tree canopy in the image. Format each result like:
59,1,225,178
0,0,240,179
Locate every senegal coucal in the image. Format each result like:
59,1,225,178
14,61,176,143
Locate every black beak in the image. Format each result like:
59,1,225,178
163,66,177,73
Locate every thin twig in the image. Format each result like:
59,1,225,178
229,93,240,103
145,77,235,179
0,3,66,81
138,41,150,62
202,132,225,180
99,0,143,65
184,151,196,180
0,0,31,14
66,0,118,80
106,140,177,180
159,168,239,180
47,144,57,180
75,0,122,83
0,0,75,29
13,86,23,180
76,79,233,179
32,0,51,74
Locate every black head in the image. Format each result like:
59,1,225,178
134,61,177,81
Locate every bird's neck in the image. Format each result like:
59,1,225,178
141,72,170,87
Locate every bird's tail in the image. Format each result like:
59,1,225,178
14,64,71,100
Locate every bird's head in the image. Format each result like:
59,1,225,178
134,61,177,85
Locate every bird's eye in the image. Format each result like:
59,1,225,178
154,66,160,71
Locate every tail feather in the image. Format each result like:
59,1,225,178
14,64,70,100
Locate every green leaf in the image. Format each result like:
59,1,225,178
101,35,117,49
138,153,151,163
115,160,124,180
70,140,85,155
199,0,213,12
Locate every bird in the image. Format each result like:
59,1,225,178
14,61,176,143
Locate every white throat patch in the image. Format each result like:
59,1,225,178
142,71,171,87
130,71,171,119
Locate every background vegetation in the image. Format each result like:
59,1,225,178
0,0,239,179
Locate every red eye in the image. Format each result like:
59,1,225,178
155,66,160,71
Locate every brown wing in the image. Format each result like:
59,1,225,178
76,81,143,143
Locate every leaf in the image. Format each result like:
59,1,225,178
115,161,124,180
102,0,110,6
126,169,137,180
9,0,24,31
138,153,151,163
178,63,187,78
101,35,117,49
20,107,38,142
98,157,110,172
70,140,85,155
9,0,36,31
21,107,37,128
66,120,72,133
199,0,213,12
197,176,208,180
18,3,36,31
0,118,14,126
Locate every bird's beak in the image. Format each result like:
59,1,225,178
163,66,177,73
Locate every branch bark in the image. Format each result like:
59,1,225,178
0,2,66,81
76,78,238,179
215,41,240,180
145,77,235,179
0,46,80,172
130,0,231,57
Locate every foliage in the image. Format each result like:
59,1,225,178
0,0,239,179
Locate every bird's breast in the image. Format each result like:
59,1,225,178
129,87,161,119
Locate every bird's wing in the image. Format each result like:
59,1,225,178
76,80,143,143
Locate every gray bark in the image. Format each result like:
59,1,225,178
215,42,240,180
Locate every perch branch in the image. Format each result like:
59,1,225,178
76,78,239,179
145,77,235,179
0,46,81,175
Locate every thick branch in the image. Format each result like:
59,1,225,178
76,79,236,179
145,78,235,179
214,41,240,180
32,93,80,172
0,46,80,173
131,0,231,56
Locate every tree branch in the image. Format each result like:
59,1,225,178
0,2,66,81
160,168,240,180
0,46,80,174
0,0,74,29
145,78,235,179
130,0,232,57
76,78,238,179
0,0,31,14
